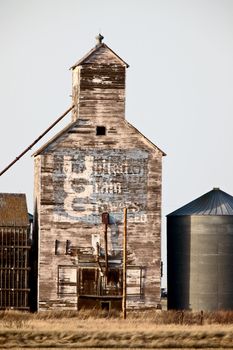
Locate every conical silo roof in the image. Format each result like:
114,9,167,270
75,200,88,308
168,188,233,216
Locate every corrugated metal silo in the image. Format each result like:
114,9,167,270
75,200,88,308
167,188,233,311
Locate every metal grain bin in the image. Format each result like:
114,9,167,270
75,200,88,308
167,188,233,311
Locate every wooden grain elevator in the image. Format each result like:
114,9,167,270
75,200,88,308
33,35,165,311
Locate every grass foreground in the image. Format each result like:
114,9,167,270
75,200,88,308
0,309,233,348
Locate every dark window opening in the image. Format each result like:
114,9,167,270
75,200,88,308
55,240,60,255
79,268,98,295
96,126,106,136
66,240,71,255
100,301,110,311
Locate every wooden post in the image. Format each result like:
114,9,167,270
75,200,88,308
104,223,108,278
102,213,109,279
200,310,204,325
122,208,127,319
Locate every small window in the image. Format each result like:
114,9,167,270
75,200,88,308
55,240,61,255
66,240,71,255
96,126,106,136
100,301,111,311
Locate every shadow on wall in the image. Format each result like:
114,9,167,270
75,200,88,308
29,200,38,312
167,216,191,310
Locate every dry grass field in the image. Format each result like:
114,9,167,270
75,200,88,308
0,309,233,348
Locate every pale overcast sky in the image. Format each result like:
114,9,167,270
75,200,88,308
1,0,233,286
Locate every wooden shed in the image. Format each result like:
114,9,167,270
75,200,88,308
0,193,30,310
33,35,165,311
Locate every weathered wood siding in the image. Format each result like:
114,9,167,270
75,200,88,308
34,43,163,311
72,45,125,122
0,194,31,310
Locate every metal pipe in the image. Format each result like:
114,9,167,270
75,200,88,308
96,242,104,276
122,207,127,319
104,223,108,278
0,105,74,176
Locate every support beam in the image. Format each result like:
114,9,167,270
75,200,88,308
104,223,108,278
0,105,74,176
102,213,109,279
122,207,127,319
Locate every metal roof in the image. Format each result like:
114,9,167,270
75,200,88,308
0,193,29,226
167,188,233,216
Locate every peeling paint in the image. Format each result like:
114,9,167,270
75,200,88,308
53,149,148,224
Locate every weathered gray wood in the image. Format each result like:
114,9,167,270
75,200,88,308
34,41,164,311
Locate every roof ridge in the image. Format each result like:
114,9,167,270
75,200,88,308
125,120,166,156
70,42,129,69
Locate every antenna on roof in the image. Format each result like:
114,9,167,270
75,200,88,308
96,33,104,46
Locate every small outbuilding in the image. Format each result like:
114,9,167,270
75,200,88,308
167,188,233,311
0,193,31,310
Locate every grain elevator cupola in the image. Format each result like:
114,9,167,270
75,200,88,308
70,35,129,122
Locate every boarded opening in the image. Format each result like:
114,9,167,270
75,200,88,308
58,266,77,295
127,267,144,296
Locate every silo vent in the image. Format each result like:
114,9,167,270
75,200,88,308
213,187,220,190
